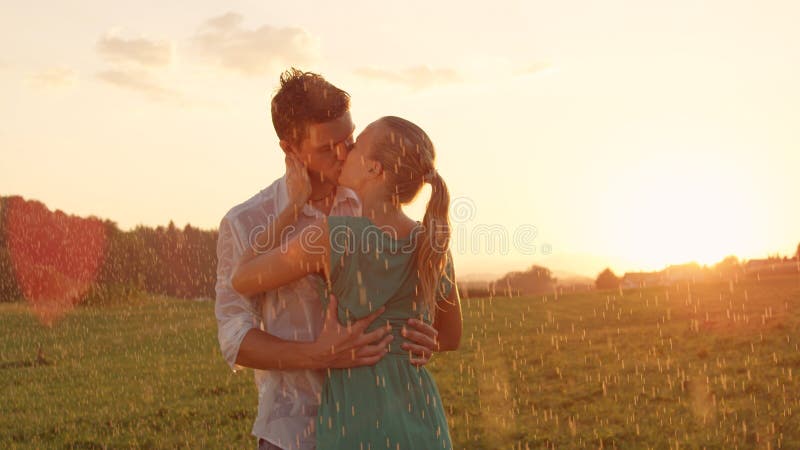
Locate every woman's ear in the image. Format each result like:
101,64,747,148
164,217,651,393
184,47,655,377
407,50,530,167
367,160,383,179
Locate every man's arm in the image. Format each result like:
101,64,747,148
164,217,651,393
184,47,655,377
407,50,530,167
236,295,393,370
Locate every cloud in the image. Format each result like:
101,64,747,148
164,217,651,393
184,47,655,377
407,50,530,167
513,62,552,77
27,67,78,89
97,32,173,67
191,12,319,76
95,30,186,104
95,69,222,108
96,69,181,102
354,66,461,90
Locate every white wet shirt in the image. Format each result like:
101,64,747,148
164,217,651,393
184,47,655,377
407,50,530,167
215,175,360,450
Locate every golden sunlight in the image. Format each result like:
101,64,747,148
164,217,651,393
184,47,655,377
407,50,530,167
605,151,759,271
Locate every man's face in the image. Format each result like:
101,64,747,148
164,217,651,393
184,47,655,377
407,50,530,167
291,111,355,185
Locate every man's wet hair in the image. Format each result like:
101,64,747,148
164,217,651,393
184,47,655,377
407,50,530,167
270,68,351,145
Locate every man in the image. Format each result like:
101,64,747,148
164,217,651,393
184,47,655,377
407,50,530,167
215,68,441,450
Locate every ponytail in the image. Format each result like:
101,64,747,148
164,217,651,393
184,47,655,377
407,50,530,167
371,116,452,320
416,172,451,321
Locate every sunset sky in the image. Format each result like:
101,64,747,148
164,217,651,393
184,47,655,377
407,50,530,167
2,0,799,279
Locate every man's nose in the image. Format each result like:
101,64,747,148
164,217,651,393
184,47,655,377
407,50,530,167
335,143,349,160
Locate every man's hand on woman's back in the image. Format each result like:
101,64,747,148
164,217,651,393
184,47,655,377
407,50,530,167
309,294,393,368
401,319,439,366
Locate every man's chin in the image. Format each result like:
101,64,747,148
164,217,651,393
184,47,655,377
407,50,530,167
326,171,344,186
309,170,338,186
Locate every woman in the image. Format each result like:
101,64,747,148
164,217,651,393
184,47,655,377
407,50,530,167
232,116,462,449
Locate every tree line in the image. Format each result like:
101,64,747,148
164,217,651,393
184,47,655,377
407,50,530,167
0,196,217,304
4,194,796,305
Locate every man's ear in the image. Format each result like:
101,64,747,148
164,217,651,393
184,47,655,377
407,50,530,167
279,139,297,156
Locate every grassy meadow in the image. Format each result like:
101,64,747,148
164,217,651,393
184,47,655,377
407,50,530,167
2,276,799,449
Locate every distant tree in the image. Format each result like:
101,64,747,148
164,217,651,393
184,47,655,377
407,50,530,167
495,265,556,296
182,223,217,298
796,242,800,259
0,195,219,305
0,197,23,302
713,255,741,279
595,268,620,290
716,255,740,266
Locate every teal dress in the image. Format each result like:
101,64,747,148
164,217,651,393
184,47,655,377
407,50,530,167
316,216,454,450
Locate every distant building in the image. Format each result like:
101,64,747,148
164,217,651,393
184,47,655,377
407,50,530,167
744,257,799,277
620,271,665,289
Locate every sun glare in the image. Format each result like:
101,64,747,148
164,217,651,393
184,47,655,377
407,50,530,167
607,152,758,271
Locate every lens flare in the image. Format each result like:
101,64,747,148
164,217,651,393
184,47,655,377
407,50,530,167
4,197,106,325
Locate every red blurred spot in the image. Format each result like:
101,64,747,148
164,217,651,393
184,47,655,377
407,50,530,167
4,197,106,325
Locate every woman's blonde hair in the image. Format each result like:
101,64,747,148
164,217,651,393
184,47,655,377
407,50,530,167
370,116,451,320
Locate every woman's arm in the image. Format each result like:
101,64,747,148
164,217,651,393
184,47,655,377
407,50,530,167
433,282,462,351
401,277,462,364
240,154,312,264
232,217,329,297
240,200,305,265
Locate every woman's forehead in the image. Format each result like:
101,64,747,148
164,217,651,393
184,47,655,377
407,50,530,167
356,120,385,141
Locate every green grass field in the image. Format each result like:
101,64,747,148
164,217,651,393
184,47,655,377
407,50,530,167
2,276,799,449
